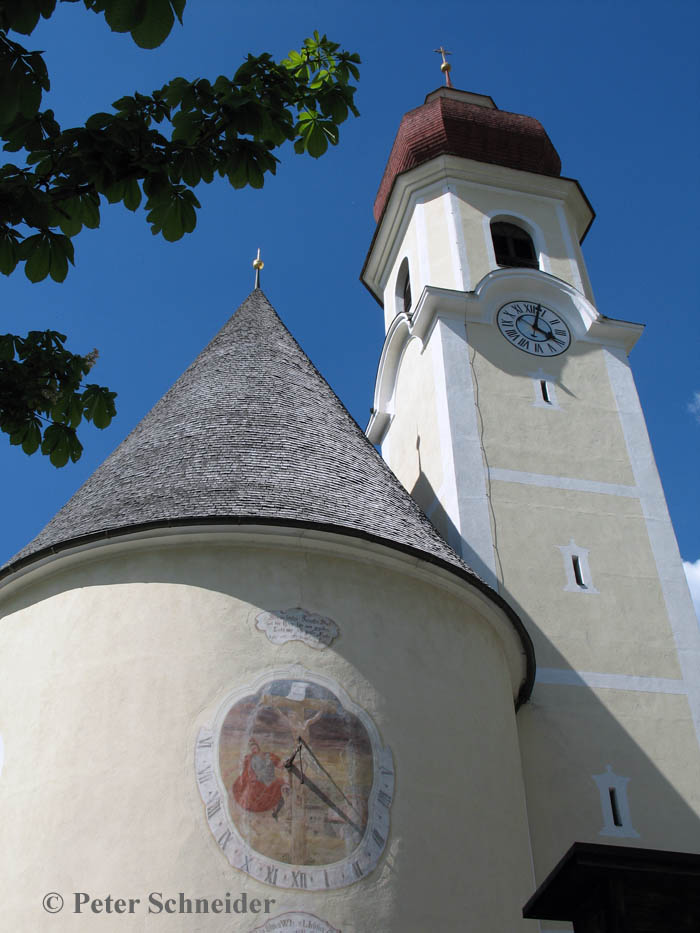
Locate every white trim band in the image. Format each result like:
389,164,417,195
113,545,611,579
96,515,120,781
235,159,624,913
489,467,639,499
536,667,687,695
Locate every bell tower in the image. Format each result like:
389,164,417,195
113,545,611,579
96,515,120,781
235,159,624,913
363,81,700,891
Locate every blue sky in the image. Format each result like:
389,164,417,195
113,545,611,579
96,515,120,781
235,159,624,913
2,1,699,611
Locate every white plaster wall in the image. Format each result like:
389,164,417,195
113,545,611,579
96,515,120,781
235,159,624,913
382,335,443,502
0,534,537,932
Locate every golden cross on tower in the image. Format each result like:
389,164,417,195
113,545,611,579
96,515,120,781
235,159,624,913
252,247,264,288
434,46,453,88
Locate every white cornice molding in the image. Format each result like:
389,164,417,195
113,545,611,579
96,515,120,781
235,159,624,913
367,272,644,443
362,155,594,300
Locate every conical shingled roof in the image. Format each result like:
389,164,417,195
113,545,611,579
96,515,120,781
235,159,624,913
5,290,474,579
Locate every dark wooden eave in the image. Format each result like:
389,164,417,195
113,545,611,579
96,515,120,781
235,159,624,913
523,842,700,932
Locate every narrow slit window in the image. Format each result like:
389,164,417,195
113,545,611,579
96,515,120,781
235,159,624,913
593,765,639,838
572,555,585,587
609,788,622,827
396,258,412,317
540,379,551,404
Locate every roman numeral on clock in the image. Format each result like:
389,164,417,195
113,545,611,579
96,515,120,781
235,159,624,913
291,871,307,889
197,764,214,784
266,866,278,885
206,796,221,819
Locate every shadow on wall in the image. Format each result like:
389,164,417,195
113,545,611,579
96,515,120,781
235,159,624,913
408,457,700,887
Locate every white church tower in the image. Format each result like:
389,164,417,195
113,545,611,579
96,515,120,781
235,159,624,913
363,80,700,910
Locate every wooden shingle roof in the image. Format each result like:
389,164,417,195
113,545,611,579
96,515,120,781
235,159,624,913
3,289,534,702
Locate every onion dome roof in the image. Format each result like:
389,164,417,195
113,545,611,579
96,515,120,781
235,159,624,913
374,87,562,222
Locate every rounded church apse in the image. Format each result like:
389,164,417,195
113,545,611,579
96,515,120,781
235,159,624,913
195,667,394,889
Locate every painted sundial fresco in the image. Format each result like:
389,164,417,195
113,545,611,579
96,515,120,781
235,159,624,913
196,668,394,889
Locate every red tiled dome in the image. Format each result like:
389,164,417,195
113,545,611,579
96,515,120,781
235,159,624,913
373,90,562,222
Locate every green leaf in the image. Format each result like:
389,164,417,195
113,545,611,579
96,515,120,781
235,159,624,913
131,0,175,49
101,0,144,33
180,151,201,186
0,334,16,360
79,194,101,229
24,237,51,282
49,241,69,282
40,422,68,466
20,420,41,455
18,79,42,119
171,0,185,23
82,385,117,429
5,5,41,34
123,177,142,211
0,234,19,276
57,199,83,238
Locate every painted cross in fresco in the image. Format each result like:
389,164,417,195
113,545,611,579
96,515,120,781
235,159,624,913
263,682,345,864
219,678,373,867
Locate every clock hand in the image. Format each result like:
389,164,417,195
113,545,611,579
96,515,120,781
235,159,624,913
285,761,364,835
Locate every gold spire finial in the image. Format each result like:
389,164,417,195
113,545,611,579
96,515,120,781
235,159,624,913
434,46,453,88
253,247,264,288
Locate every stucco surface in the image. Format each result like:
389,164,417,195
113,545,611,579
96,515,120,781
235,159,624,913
0,536,537,932
518,684,700,886
490,481,681,678
383,337,443,518
470,329,636,486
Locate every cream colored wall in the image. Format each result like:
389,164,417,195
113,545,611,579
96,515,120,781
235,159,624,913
382,336,444,526
422,193,459,290
489,480,681,678
0,535,537,932
464,325,679,677
470,324,635,486
519,684,700,883
452,180,590,299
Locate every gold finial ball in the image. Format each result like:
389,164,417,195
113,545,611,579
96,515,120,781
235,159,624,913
441,61,452,73
253,258,264,270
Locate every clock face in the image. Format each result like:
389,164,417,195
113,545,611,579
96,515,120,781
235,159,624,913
496,301,571,356
195,669,394,890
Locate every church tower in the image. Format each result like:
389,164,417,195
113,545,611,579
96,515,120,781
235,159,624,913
363,83,700,901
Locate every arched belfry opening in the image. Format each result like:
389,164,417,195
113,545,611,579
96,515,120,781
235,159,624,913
490,220,539,270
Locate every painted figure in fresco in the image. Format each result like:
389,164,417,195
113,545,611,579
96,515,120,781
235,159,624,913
233,739,288,817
